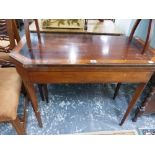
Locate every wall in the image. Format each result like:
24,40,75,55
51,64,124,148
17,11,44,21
115,19,132,35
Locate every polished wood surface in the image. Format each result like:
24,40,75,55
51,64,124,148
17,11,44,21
10,32,155,125
10,33,154,67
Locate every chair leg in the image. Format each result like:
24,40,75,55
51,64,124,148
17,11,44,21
10,95,29,135
113,83,121,100
34,19,41,43
24,19,32,50
141,19,153,54
10,117,26,135
20,95,29,129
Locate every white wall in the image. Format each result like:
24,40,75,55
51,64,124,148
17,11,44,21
115,19,132,36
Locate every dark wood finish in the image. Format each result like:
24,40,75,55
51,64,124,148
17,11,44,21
128,19,141,42
38,84,49,103
141,19,153,54
133,86,155,122
34,19,41,42
43,84,49,103
11,117,26,135
12,19,20,43
22,80,43,128
120,83,147,125
133,73,155,122
38,84,45,101
113,83,121,100
24,19,32,50
24,19,41,50
10,33,155,125
10,95,29,135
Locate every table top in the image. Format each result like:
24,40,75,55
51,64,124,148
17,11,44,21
29,20,123,36
10,33,155,68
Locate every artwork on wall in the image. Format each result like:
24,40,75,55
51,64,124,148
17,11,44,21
41,19,85,29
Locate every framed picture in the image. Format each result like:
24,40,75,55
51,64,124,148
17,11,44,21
41,19,85,29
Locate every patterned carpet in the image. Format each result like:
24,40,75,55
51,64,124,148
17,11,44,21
1,83,155,135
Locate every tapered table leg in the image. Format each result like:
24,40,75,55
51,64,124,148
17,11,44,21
120,83,146,126
38,84,45,101
23,80,43,128
113,83,121,99
43,84,49,103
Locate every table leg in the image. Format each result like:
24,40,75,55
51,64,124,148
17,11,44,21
113,83,122,100
43,84,49,103
23,80,43,128
120,83,146,126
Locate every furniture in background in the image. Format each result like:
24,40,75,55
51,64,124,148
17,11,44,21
29,19,122,35
133,73,155,121
98,19,115,22
85,19,115,30
10,32,155,126
0,67,28,134
113,19,154,100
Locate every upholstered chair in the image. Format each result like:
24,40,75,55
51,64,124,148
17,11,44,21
0,68,28,134
0,19,48,103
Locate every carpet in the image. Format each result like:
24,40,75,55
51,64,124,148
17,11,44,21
78,130,138,135
138,129,155,135
1,83,155,135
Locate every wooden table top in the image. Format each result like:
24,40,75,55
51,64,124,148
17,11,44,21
10,33,155,68
29,20,123,36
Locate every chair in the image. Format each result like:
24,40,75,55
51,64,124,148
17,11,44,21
0,19,20,66
0,67,28,134
0,20,43,133
24,19,49,103
0,19,48,102
113,19,154,99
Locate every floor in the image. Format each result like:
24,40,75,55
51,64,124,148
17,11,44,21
0,83,155,135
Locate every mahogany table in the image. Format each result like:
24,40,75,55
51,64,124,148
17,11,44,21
10,33,155,127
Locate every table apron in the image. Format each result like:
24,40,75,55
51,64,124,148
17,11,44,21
27,71,153,83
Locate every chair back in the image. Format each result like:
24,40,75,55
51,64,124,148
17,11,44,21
24,19,41,50
0,19,20,53
129,19,154,54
